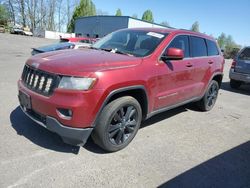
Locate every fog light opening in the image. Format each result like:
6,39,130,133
56,108,73,120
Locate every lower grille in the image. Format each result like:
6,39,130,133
21,65,60,96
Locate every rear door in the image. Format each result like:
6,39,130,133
189,36,211,96
235,47,250,74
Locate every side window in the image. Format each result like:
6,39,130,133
206,39,219,56
167,35,190,58
190,36,207,57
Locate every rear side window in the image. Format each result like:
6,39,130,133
239,48,250,60
167,35,190,57
190,36,207,57
206,39,219,56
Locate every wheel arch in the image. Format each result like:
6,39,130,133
212,73,223,87
199,72,223,100
92,85,149,127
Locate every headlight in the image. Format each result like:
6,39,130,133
58,77,96,90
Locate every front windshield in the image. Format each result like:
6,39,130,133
92,30,168,57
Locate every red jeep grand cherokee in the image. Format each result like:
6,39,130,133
18,28,224,152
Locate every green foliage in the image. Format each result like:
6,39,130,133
190,21,199,32
142,9,154,22
217,33,226,48
0,4,9,25
115,8,122,16
224,46,240,59
217,33,241,59
67,0,96,33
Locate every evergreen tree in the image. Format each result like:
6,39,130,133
115,8,122,16
190,21,199,32
0,4,9,25
67,0,96,33
142,10,154,22
217,33,227,48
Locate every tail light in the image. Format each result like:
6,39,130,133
231,59,236,69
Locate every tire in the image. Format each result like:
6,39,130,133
230,79,242,89
197,80,219,111
92,96,142,152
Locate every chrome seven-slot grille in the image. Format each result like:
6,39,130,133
21,65,60,96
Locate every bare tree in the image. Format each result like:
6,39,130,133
57,0,62,32
26,0,38,30
4,0,84,32
19,0,26,27
8,0,16,25
66,0,70,28
47,0,56,30
37,0,46,29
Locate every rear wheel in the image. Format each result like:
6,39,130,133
230,79,242,89
92,96,142,152
197,80,219,111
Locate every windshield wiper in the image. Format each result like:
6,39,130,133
99,48,112,52
98,48,134,56
115,50,134,56
89,46,100,50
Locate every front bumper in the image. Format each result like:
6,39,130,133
229,69,250,83
20,106,93,146
18,80,104,128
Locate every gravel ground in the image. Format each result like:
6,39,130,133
0,33,249,188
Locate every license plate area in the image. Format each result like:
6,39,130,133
19,91,32,110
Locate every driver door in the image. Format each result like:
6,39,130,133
154,35,197,110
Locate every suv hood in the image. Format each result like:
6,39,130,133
27,49,142,76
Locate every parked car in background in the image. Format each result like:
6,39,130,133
10,26,33,36
10,27,24,35
229,46,250,89
0,25,5,33
60,37,96,44
23,30,33,36
31,42,91,56
18,28,224,152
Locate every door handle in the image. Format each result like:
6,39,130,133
186,63,193,67
208,61,214,64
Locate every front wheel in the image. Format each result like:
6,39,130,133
197,80,219,111
92,96,142,152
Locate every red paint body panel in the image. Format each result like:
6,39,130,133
18,28,224,129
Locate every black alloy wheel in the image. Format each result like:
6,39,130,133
92,96,142,152
108,105,138,145
197,80,219,111
206,82,219,108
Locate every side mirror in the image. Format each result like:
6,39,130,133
161,48,184,61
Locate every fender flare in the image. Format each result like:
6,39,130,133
91,85,149,127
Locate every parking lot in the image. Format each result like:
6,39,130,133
0,33,249,188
